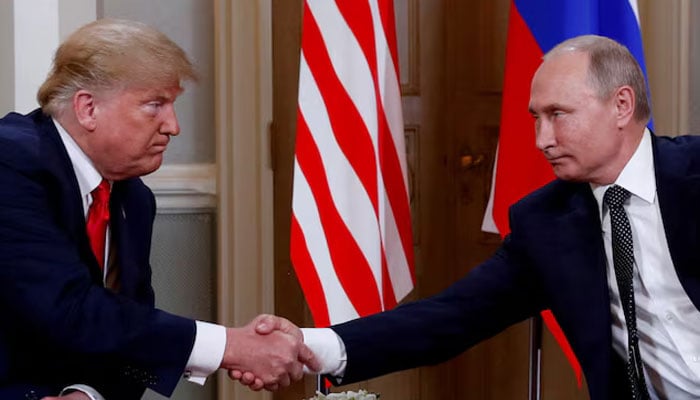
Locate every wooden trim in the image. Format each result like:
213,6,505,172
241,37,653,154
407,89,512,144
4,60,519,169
214,0,274,399
141,164,217,213
639,0,691,135
398,0,420,95
677,0,690,135
404,124,420,245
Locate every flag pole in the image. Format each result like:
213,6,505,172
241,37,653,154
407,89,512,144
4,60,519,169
316,376,329,395
528,315,543,400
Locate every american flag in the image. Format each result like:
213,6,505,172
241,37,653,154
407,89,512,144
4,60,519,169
290,0,415,328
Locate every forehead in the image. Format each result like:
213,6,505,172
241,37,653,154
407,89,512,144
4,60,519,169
134,83,184,99
529,51,593,109
109,82,184,101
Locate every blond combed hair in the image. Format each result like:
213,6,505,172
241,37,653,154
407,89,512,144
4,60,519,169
38,18,197,116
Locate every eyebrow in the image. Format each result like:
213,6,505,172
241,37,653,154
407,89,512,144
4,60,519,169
145,94,175,103
529,103,569,115
143,86,183,103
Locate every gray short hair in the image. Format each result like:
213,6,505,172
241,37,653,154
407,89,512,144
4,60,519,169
38,18,197,116
545,35,651,123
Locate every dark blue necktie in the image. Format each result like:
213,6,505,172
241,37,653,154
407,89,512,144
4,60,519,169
604,185,650,400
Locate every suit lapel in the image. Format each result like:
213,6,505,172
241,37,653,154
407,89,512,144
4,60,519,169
557,186,614,370
654,135,700,309
109,182,133,296
524,183,615,394
109,180,153,300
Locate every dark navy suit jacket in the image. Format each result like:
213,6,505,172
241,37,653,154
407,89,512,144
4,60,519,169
0,110,196,399
331,132,700,400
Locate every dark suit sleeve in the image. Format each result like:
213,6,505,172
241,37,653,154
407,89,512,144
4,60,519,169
0,146,195,397
330,232,545,384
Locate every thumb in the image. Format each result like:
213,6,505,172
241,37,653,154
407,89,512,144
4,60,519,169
254,314,279,334
276,317,302,340
298,343,322,373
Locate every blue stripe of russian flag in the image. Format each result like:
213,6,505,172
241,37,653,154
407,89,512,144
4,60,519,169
513,0,651,125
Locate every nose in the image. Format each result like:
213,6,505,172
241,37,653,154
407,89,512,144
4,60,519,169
535,118,555,151
161,104,180,136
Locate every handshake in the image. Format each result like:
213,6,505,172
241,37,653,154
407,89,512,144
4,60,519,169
222,314,321,391
40,314,318,400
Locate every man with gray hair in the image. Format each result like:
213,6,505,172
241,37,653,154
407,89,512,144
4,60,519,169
0,19,318,400
243,35,700,399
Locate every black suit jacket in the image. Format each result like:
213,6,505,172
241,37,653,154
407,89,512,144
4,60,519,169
0,110,196,399
331,132,700,400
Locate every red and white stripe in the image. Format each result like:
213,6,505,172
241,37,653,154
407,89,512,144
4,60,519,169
291,0,415,327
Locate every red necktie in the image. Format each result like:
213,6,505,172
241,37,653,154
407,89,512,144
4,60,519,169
86,179,110,269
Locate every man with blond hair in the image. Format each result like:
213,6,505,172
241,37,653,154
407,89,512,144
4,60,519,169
0,19,318,400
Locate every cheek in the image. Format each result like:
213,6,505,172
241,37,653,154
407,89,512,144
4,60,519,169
554,118,581,147
563,115,597,145
573,132,612,167
106,137,148,162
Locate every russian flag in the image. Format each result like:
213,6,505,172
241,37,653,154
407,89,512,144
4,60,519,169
482,0,651,387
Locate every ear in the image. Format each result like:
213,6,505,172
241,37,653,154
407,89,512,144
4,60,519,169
613,85,635,128
73,90,98,131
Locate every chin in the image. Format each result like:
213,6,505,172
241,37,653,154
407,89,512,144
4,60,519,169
553,168,584,182
124,159,163,179
142,163,163,177
145,155,164,173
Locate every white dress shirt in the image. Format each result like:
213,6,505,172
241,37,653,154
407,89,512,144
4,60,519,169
54,120,225,396
304,130,700,398
591,129,700,399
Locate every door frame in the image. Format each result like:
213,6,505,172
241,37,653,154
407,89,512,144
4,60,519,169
214,1,275,399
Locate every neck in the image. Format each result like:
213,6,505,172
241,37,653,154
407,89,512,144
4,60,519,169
594,125,646,186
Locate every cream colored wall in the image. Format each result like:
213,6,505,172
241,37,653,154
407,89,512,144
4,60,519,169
0,1,14,115
6,0,95,114
0,0,97,115
58,0,97,41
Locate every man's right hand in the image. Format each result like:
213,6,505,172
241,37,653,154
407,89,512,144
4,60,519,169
222,314,320,391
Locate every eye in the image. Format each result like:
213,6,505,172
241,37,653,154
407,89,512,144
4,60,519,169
143,101,163,115
552,110,565,118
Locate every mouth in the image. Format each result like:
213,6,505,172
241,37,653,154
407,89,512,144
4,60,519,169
151,143,169,153
544,154,566,164
153,138,169,148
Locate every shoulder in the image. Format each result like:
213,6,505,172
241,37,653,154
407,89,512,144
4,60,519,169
652,133,700,173
0,109,56,168
508,179,592,226
510,179,597,233
654,133,700,147
653,134,700,157
0,109,50,142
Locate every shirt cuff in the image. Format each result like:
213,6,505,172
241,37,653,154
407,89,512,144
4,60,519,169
301,328,347,377
184,321,226,385
60,384,105,400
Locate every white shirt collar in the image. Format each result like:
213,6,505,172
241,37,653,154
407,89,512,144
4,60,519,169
591,128,656,219
53,118,104,199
